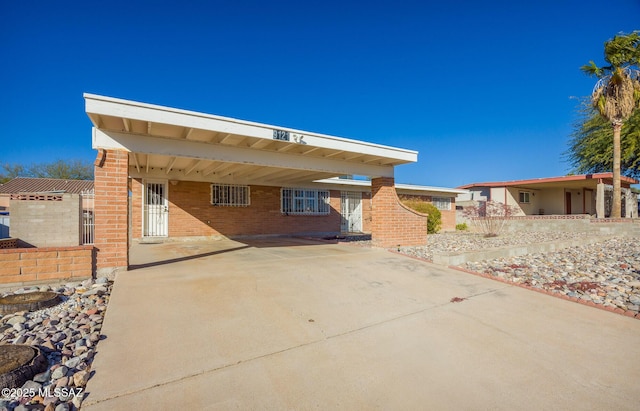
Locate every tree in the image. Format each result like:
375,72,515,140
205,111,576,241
581,31,640,218
567,98,640,178
0,159,94,184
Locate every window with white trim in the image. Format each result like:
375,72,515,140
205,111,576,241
281,188,330,215
519,191,531,204
432,197,451,211
211,184,250,206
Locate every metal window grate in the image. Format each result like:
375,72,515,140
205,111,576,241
81,191,95,244
281,188,330,215
211,184,250,207
432,197,451,211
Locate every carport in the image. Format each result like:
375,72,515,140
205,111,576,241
84,94,428,277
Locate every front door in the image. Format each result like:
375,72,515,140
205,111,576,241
144,180,168,237
565,191,572,215
341,191,362,233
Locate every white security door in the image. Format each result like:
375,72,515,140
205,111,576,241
143,181,168,237
341,191,362,233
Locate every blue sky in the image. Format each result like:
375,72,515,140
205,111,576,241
1,0,638,188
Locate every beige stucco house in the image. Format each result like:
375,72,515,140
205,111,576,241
458,173,639,218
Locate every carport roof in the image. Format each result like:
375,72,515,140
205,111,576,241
85,94,418,185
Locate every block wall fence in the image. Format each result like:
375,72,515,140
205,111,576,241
0,244,94,286
9,193,81,247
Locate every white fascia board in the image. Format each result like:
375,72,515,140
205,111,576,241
394,183,469,195
93,129,395,178
314,178,468,196
84,93,417,164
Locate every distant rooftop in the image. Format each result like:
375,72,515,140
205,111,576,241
458,173,639,189
0,177,94,194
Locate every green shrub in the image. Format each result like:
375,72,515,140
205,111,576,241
401,199,442,234
456,223,468,231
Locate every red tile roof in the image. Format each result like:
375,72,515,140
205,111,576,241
0,178,94,194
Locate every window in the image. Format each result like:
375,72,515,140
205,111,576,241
432,197,451,211
519,191,531,204
211,184,250,206
281,188,330,215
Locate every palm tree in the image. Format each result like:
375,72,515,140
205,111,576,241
582,31,640,218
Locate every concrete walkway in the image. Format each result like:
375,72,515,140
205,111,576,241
82,238,640,410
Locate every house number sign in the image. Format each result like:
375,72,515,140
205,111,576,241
273,129,290,141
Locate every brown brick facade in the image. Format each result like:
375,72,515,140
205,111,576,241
371,177,428,247
94,149,129,276
131,180,343,239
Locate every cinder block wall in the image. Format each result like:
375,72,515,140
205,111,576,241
131,179,343,239
10,194,80,247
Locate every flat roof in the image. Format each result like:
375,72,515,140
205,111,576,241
85,93,419,185
458,173,639,189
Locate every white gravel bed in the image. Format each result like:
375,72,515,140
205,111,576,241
460,237,640,313
397,231,599,262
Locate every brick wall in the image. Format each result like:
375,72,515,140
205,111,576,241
371,177,428,247
131,180,343,239
9,194,81,247
94,149,129,276
397,194,457,231
0,246,94,285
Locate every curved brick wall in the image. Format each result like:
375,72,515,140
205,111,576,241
371,177,428,247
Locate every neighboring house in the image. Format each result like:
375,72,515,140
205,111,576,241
457,173,639,218
85,94,443,276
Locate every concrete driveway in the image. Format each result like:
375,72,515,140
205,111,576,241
82,237,640,410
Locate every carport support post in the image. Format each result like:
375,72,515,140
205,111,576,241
596,182,605,218
94,148,129,278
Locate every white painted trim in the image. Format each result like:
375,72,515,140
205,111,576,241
93,129,395,178
313,178,469,196
85,93,418,164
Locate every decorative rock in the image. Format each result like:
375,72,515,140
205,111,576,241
21,379,42,392
73,370,90,387
55,377,69,389
6,316,27,326
0,279,109,410
54,403,70,411
51,366,68,380
33,369,51,383
64,357,81,369
398,234,640,314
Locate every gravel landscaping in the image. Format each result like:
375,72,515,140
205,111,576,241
0,279,112,410
393,231,640,317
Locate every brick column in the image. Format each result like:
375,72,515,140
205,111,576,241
94,149,129,277
371,177,428,247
